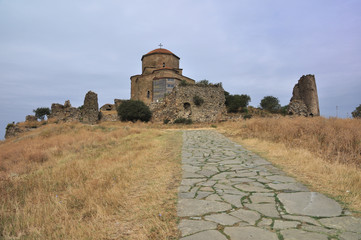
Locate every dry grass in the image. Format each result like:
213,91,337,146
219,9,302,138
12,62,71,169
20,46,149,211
219,117,361,166
218,117,361,213
0,122,182,239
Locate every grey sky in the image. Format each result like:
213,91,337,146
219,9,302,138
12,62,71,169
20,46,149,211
1,0,361,139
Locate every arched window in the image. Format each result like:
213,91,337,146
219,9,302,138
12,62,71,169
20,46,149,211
163,62,165,67
147,91,150,99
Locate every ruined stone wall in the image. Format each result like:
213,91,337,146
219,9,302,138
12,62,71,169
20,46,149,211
289,75,320,116
5,124,24,139
49,101,81,122
151,84,226,123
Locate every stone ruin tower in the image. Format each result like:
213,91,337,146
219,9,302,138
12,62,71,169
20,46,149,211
288,74,320,116
82,91,99,124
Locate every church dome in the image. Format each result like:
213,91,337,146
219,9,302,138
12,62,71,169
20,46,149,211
142,48,180,60
146,48,174,55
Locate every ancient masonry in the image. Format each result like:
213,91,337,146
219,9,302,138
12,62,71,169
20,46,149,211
50,100,81,122
81,91,99,124
130,48,195,104
151,84,227,123
49,91,99,124
4,47,322,139
288,74,320,116
129,47,226,122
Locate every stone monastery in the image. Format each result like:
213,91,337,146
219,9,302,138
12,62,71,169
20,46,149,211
130,47,195,104
5,46,320,139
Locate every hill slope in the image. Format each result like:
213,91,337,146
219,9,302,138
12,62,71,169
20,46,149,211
0,122,182,239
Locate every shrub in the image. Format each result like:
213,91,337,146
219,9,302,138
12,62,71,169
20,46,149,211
163,119,170,124
352,104,361,118
117,100,152,122
260,96,281,113
224,91,251,113
33,107,50,120
193,95,204,106
243,114,252,120
179,80,188,86
173,118,193,124
280,105,289,116
196,80,209,85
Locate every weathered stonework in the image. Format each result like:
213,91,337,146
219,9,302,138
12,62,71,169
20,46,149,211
26,115,37,122
150,84,226,123
82,91,99,124
5,123,24,139
289,75,320,116
100,103,115,111
49,100,81,122
131,48,195,104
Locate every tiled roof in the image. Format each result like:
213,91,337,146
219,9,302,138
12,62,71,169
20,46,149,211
146,48,174,55
142,48,180,60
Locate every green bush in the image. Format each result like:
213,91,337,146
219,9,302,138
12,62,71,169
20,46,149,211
224,91,251,113
116,100,152,122
193,95,204,106
260,96,281,113
196,80,209,85
280,105,289,116
243,114,252,120
163,119,170,124
174,118,193,124
179,80,188,86
33,107,50,120
352,104,361,118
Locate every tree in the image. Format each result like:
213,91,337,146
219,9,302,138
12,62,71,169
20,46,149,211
33,107,50,120
117,100,152,122
260,96,281,113
224,91,251,113
352,104,361,118
280,105,289,116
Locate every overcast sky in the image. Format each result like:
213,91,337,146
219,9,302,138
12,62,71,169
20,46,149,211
1,0,361,139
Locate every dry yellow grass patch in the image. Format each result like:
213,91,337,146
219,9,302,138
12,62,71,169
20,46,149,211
0,122,182,239
218,117,361,214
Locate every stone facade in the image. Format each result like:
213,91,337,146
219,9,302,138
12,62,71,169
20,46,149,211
131,48,195,105
289,75,320,116
150,84,226,123
49,101,81,122
82,91,99,124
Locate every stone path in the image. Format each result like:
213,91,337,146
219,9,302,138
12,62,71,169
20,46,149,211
177,130,361,240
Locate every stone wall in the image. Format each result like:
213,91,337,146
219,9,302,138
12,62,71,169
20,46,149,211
5,123,24,139
150,84,226,123
82,91,99,124
49,101,81,122
289,75,320,116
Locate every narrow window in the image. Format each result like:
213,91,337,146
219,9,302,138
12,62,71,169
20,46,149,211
163,62,165,67
147,91,150,98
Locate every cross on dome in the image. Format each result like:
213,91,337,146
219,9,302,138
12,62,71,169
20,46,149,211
158,43,163,48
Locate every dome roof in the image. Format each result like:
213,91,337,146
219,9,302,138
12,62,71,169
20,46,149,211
142,48,180,60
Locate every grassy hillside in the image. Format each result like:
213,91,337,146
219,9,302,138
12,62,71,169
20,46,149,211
0,122,182,239
1,117,360,239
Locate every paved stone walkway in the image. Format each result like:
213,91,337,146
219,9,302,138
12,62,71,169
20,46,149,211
177,130,361,240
